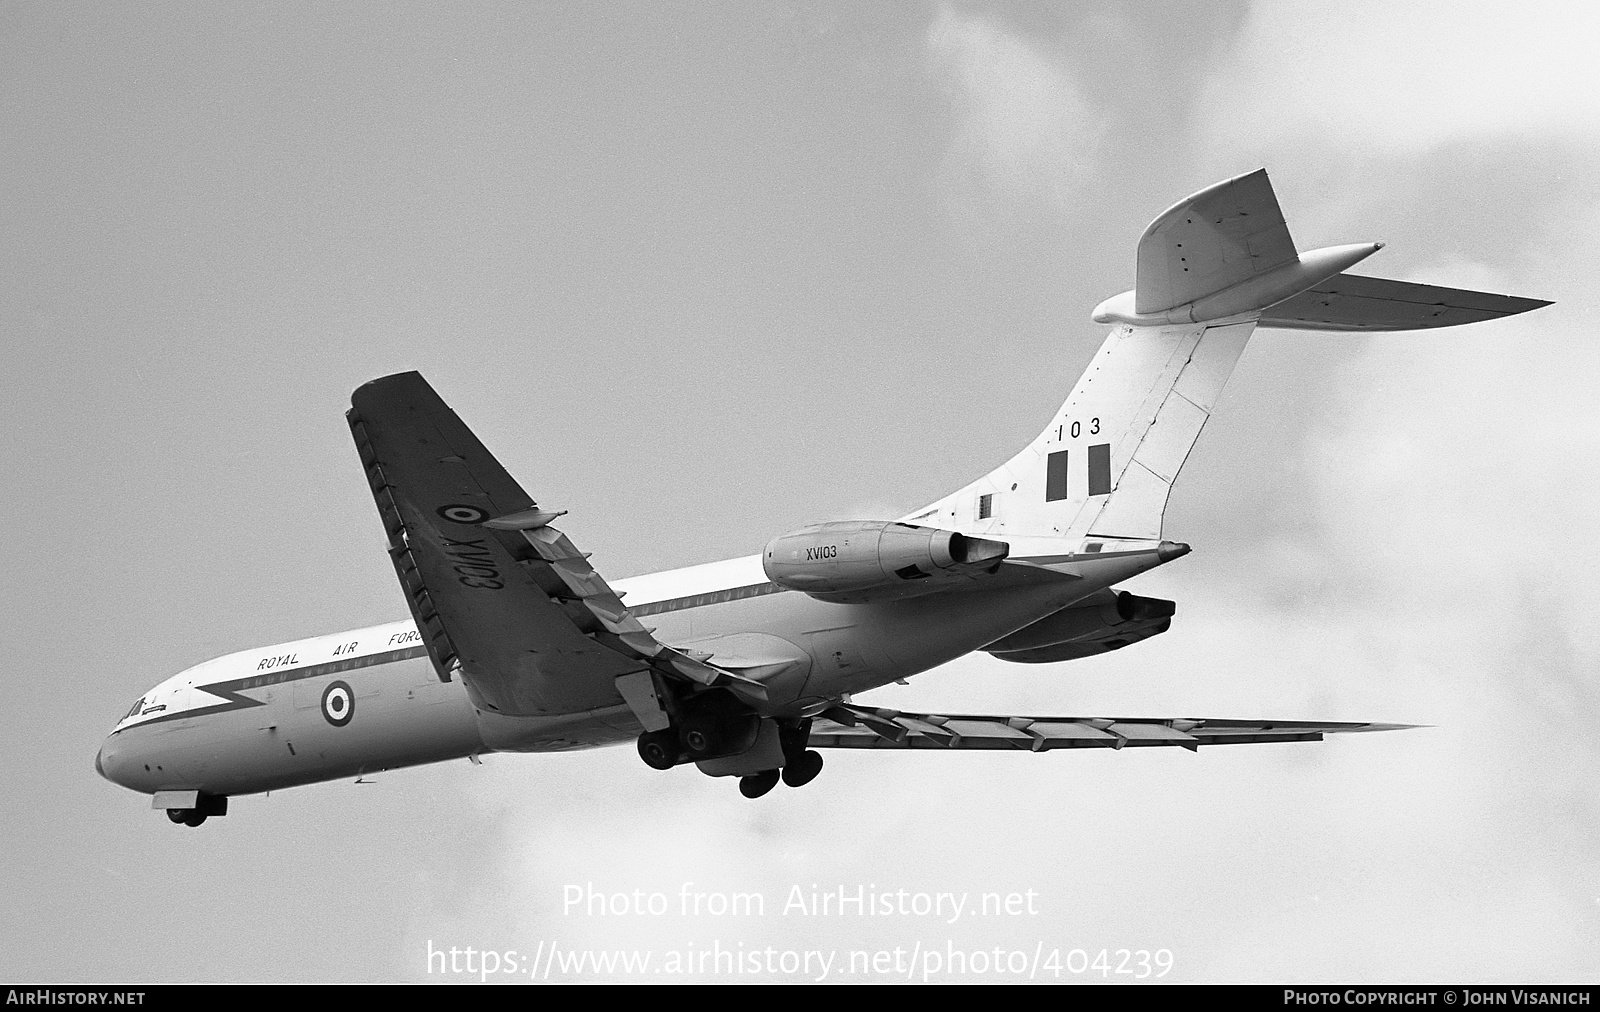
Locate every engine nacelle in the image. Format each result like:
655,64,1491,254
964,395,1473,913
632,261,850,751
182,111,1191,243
984,591,1175,663
762,521,1008,603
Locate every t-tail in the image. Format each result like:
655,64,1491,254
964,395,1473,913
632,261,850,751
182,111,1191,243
904,168,1549,560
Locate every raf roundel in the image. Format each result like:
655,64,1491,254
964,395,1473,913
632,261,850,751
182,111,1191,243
436,504,489,524
321,680,355,727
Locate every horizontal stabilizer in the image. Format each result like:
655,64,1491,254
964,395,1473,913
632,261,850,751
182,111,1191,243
811,704,1415,752
1259,273,1551,331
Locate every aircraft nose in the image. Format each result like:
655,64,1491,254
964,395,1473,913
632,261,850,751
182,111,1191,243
96,737,137,789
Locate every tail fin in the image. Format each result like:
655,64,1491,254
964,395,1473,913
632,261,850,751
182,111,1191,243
902,316,1254,553
906,168,1549,555
903,169,1341,553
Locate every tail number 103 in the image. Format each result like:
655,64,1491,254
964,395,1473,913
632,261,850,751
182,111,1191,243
1056,418,1100,441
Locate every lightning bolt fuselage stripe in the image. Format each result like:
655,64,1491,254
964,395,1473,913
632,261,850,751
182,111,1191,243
114,646,431,731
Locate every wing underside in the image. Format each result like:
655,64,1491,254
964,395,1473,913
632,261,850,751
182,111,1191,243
812,704,1412,752
347,371,762,720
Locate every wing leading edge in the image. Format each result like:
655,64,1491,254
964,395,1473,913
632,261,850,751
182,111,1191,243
347,371,764,721
813,704,1415,752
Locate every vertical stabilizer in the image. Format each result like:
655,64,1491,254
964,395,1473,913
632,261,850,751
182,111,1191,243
903,168,1409,556
902,318,1254,554
904,170,1329,553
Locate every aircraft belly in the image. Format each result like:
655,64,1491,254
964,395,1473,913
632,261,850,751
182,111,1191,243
900,582,1092,661
473,704,641,753
802,625,895,698
646,579,1089,703
798,581,1091,697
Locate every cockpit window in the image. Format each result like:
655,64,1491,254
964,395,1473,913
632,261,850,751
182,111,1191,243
123,697,147,721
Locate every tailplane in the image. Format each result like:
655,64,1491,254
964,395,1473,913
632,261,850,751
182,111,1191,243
905,169,1549,556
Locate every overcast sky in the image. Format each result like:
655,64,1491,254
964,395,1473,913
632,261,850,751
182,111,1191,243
4,1,1598,983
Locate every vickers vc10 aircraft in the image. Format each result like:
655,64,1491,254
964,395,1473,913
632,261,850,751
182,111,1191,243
97,170,1549,825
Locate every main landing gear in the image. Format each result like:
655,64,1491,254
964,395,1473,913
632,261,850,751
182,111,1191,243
637,728,681,770
636,707,826,798
739,769,780,798
737,750,824,799
780,750,824,788
734,717,825,799
634,689,763,769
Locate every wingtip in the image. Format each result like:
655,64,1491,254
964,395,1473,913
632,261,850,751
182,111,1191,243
352,369,425,391
349,370,436,410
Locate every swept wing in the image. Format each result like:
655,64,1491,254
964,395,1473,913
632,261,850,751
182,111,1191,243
347,371,762,721
814,703,1413,752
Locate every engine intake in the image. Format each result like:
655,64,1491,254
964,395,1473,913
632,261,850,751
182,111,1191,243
763,521,1008,602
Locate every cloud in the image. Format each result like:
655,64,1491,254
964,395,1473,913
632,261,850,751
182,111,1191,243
925,7,1105,222
397,144,1600,987
395,7,1600,982
1194,0,1600,158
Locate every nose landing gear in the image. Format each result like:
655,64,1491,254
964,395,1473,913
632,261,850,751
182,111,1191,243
159,792,228,828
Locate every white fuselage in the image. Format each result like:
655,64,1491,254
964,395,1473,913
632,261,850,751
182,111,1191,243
96,547,1166,799
95,168,1543,816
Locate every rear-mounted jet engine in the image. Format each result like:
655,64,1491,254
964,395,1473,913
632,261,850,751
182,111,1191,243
984,591,1176,664
762,520,1009,603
